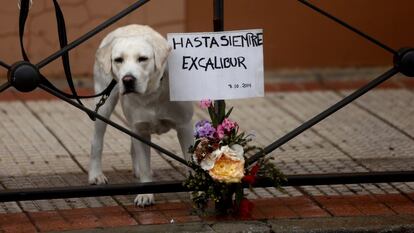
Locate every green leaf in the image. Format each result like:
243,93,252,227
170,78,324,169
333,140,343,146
234,184,244,208
225,107,234,118
208,107,218,127
219,101,226,123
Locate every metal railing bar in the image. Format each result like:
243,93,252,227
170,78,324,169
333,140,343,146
0,61,10,70
38,83,190,167
213,0,226,118
297,0,396,55
36,0,150,69
0,82,11,93
246,67,399,165
1,171,413,202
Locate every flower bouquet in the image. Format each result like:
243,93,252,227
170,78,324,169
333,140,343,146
184,100,285,216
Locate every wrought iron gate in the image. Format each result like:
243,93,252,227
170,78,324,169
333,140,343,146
0,0,413,202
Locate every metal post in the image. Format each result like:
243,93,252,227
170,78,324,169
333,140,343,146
213,0,225,114
213,0,224,31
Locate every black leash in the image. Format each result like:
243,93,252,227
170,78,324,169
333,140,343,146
18,0,117,120
52,0,82,106
18,0,30,61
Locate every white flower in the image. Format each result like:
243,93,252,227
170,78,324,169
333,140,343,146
199,149,219,170
230,144,244,159
199,145,244,171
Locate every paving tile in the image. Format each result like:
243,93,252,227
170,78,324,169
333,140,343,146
347,195,395,216
252,188,275,198
281,196,329,218
255,199,298,219
132,211,169,225
375,194,414,215
125,204,159,213
162,209,201,223
269,90,414,175
92,206,137,227
155,202,191,211
314,196,363,217
0,213,37,233
344,89,414,138
29,211,72,232
59,208,101,229
0,202,21,214
0,101,78,177
391,182,414,194
254,197,308,217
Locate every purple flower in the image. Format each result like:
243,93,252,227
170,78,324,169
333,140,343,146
194,120,216,138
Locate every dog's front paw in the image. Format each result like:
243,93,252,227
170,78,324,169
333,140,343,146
134,194,154,207
88,172,108,185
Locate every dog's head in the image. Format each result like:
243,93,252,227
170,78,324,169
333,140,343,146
96,26,171,95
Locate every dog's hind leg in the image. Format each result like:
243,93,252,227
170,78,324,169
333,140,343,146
89,86,119,185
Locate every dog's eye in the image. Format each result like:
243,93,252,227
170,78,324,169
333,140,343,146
138,56,148,62
114,57,124,63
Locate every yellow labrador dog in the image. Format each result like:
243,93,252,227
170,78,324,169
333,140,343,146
89,25,193,207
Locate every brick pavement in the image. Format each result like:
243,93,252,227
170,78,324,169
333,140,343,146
0,69,413,232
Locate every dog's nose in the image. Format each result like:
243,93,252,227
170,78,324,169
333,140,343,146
122,75,135,87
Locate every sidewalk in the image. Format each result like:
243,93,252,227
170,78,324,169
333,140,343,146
50,216,414,233
0,68,413,232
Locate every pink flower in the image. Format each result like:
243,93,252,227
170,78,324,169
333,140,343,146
216,125,225,139
214,118,237,140
199,99,212,109
221,118,237,131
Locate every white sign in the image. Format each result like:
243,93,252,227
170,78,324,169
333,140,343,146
167,29,264,101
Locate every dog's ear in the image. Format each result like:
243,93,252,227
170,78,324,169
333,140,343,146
95,42,113,74
146,30,171,70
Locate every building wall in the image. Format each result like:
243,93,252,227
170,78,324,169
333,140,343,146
187,0,414,69
0,0,185,78
0,0,412,77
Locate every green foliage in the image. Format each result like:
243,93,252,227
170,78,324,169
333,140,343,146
207,101,233,126
184,162,237,211
256,157,287,190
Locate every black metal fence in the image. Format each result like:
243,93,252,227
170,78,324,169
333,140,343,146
0,0,413,202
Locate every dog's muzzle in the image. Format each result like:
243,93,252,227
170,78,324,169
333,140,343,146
122,75,136,94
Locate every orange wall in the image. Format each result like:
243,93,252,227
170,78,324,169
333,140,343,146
186,0,414,69
0,0,186,78
0,0,413,78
